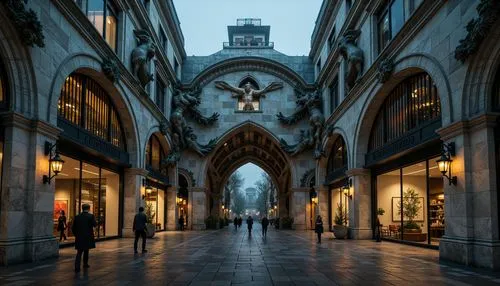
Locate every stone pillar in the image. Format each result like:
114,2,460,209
122,168,148,238
189,187,207,230
290,188,308,230
346,168,372,239
0,115,61,265
165,186,177,231
317,185,329,231
438,116,500,269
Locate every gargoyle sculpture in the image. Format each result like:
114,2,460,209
165,85,219,165
338,29,364,90
131,29,156,87
277,88,325,159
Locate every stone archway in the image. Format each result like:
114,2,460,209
203,122,293,222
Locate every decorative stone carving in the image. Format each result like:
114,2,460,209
377,58,394,83
101,58,120,83
215,80,283,111
338,29,364,90
131,29,156,87
3,0,45,47
277,88,325,159
165,85,219,165
159,119,169,136
454,0,500,62
300,169,315,188
179,167,196,187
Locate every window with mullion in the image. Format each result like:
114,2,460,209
377,0,406,53
329,76,339,113
155,78,165,113
159,27,168,56
78,0,118,52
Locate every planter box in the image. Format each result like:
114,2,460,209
332,225,348,239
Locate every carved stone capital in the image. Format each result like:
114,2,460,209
377,58,394,83
3,0,45,47
101,58,120,83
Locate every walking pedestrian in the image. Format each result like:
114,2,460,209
179,215,185,231
72,204,97,273
238,216,242,228
247,216,253,236
57,210,67,242
234,217,238,230
133,207,148,254
315,215,324,244
261,216,269,237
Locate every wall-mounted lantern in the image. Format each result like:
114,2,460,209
142,179,153,199
343,178,352,200
43,141,64,184
436,142,457,186
310,187,318,204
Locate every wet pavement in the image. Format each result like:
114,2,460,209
1,223,500,285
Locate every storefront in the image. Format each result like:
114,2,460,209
366,72,444,246
53,73,129,245
177,174,189,229
144,134,169,231
326,136,348,231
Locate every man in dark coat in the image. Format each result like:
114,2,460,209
72,203,97,272
133,207,148,253
261,216,269,237
178,215,185,231
247,216,253,236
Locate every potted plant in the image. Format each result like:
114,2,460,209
332,203,348,239
145,202,156,238
397,188,422,233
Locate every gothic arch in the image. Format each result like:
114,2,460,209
318,128,350,185
0,8,38,117
48,54,140,167
354,54,450,168
461,20,500,116
186,57,313,89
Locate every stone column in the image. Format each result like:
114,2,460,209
189,187,207,230
290,188,308,230
317,185,329,231
0,115,61,265
438,116,500,269
122,168,148,238
165,186,177,231
346,168,372,239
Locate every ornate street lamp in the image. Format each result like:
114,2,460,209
436,142,457,186
43,141,64,184
343,178,352,200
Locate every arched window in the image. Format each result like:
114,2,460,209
145,134,167,175
369,73,441,151
0,57,8,109
326,136,347,182
58,73,125,150
493,67,500,111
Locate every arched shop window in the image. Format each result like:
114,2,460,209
370,72,444,247
326,136,347,183
58,73,125,150
369,73,441,151
145,134,167,176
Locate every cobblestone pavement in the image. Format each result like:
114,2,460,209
2,224,500,285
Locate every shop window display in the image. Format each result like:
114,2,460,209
54,156,120,244
376,157,444,245
143,184,165,231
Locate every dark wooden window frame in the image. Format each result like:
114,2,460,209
145,134,169,184
76,0,119,52
326,136,348,183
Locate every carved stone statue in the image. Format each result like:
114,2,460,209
277,88,325,159
338,30,364,90
215,81,283,111
377,58,394,83
131,30,156,87
101,58,120,83
4,0,45,47
165,85,219,165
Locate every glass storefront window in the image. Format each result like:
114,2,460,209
144,184,166,231
54,155,121,244
376,157,444,245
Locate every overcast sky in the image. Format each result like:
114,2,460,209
234,163,265,191
173,0,323,56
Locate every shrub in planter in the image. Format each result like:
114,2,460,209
219,217,225,229
145,202,156,238
204,215,218,229
397,188,422,232
333,203,348,239
274,217,280,229
281,217,294,229
224,217,229,226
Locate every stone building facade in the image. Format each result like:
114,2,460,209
0,0,499,271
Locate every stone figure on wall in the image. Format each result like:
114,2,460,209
101,58,120,83
164,85,219,165
277,88,325,159
215,81,283,111
131,29,156,88
3,0,45,47
338,29,364,90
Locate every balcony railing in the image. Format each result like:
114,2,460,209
223,42,274,49
237,18,261,26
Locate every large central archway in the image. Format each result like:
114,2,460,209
204,122,293,218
